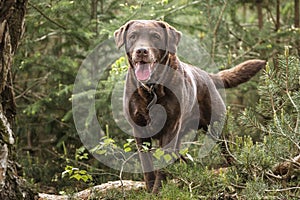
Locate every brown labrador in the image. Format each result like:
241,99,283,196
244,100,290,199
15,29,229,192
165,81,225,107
114,20,265,193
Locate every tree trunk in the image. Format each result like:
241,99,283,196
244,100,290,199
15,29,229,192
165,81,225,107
295,0,300,28
91,0,98,35
0,0,35,199
275,0,280,31
295,0,300,56
256,0,263,29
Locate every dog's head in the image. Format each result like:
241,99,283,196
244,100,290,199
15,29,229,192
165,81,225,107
114,20,181,82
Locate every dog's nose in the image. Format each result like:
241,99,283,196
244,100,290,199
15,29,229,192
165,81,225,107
136,48,148,56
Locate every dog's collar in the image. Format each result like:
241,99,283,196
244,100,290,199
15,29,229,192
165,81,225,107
139,83,157,110
140,82,154,93
146,86,157,110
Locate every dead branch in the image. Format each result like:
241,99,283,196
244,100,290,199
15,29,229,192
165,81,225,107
271,154,300,179
38,180,145,200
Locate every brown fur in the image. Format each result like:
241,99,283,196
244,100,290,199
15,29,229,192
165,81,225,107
210,59,266,88
114,20,265,193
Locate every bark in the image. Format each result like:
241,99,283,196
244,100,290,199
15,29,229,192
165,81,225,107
295,0,300,56
91,0,98,20
295,0,300,28
275,0,280,31
256,0,263,29
0,0,35,199
91,0,98,35
38,180,145,200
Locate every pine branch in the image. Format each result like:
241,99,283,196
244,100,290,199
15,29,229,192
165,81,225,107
28,2,67,30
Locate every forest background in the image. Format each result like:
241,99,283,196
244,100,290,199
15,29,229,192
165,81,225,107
4,0,300,199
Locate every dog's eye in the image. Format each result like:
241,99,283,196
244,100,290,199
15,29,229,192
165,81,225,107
129,33,137,40
152,33,161,40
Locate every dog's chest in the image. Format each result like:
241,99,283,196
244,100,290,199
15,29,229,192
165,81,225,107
127,85,196,127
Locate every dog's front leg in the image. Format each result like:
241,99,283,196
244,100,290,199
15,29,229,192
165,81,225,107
135,137,156,192
152,124,182,194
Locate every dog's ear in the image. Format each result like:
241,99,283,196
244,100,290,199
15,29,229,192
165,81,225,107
114,21,134,48
157,21,182,54
167,25,181,54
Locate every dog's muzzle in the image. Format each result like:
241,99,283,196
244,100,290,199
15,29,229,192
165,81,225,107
134,61,157,82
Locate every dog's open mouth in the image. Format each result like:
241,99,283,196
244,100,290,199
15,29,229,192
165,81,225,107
134,61,156,81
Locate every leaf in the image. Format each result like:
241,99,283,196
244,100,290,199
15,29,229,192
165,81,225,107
153,148,164,160
179,148,189,155
126,138,135,144
186,153,194,162
61,170,70,178
142,142,151,147
70,174,82,181
96,149,107,155
104,138,115,145
78,170,87,175
124,147,132,152
163,154,173,163
64,165,73,172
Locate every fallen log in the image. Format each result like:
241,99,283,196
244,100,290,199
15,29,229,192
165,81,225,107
38,180,145,200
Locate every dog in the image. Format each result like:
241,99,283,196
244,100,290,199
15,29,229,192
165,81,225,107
114,20,265,193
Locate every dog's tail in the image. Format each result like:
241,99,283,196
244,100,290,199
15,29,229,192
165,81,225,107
210,59,266,89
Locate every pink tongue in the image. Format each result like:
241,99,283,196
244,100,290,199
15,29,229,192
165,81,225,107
135,63,151,81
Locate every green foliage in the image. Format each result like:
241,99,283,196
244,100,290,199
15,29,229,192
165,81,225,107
96,56,128,138
62,165,93,183
75,146,89,161
123,138,135,153
90,136,118,156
